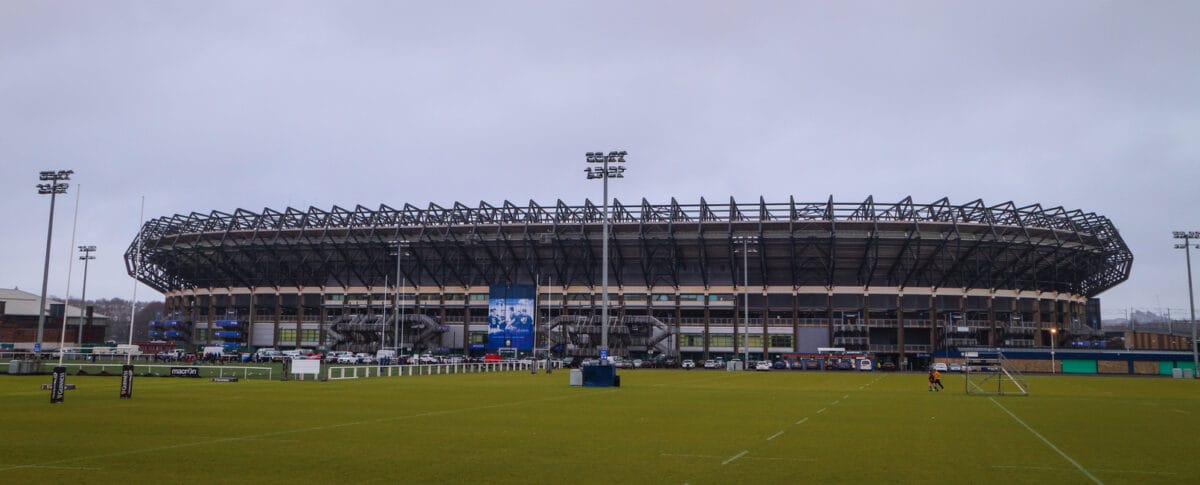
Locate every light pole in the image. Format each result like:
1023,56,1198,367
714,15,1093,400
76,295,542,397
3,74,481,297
1173,231,1199,378
78,245,96,348
391,240,410,357
734,235,758,367
35,170,73,356
585,151,626,360
1050,327,1057,374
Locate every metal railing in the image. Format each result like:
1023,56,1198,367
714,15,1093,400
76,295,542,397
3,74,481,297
326,361,532,380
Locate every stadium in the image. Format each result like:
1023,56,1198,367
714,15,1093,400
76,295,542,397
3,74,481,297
125,196,1132,369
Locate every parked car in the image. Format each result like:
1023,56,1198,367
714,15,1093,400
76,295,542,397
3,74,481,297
681,359,696,369
755,361,772,371
931,362,949,372
772,360,788,370
326,351,352,363
632,359,644,368
355,353,376,364
880,362,897,371
336,353,358,364
702,360,718,369
948,363,963,372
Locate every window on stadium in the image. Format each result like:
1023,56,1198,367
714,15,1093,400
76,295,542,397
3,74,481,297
568,294,591,302
709,333,733,346
679,294,704,302
278,329,296,342
770,335,793,347
469,294,489,301
681,333,705,346
195,328,208,341
708,294,735,302
300,329,320,342
623,294,647,302
327,294,344,302
444,294,465,302
652,294,674,302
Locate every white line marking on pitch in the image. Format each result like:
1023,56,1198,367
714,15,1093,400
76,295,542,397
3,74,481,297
767,430,784,441
993,465,1174,476
4,465,102,471
842,394,849,399
831,400,840,405
816,407,826,414
721,451,749,466
796,417,809,425
1171,409,1189,415
989,397,1103,484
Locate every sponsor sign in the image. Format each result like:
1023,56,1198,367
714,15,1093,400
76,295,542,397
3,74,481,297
169,367,201,378
487,284,535,350
119,364,134,399
210,377,239,382
50,366,67,404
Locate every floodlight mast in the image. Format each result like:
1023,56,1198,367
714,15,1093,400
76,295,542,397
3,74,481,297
734,235,758,366
584,151,626,359
78,246,97,348
391,240,410,354
35,169,73,356
1173,231,1200,379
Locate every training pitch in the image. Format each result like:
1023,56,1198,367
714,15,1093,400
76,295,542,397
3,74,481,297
2,370,1197,484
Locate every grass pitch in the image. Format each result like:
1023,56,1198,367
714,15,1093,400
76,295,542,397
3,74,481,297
2,369,1197,484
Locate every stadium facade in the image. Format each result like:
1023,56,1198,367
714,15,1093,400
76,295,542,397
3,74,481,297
126,196,1132,367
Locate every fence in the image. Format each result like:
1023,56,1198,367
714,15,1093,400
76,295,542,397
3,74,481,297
326,361,531,380
50,363,273,380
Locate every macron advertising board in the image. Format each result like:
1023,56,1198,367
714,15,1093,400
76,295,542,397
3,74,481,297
487,284,534,350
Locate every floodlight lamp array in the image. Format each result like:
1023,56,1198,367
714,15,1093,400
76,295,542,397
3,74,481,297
39,170,74,181
1173,231,1200,239
585,151,627,164
37,183,69,195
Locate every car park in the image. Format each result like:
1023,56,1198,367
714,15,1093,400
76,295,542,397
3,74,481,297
681,359,696,369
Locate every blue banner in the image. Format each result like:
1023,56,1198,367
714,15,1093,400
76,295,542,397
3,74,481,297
487,284,534,350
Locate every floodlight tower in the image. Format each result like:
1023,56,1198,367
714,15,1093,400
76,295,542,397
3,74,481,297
35,170,73,355
733,235,758,366
584,151,626,359
77,245,96,347
1173,231,1200,378
391,240,411,355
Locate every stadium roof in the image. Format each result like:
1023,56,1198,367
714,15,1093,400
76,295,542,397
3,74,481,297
127,196,1132,297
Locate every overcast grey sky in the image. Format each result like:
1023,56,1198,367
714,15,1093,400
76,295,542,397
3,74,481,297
2,1,1197,316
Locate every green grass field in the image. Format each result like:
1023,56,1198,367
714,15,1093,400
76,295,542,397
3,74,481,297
2,369,1197,484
